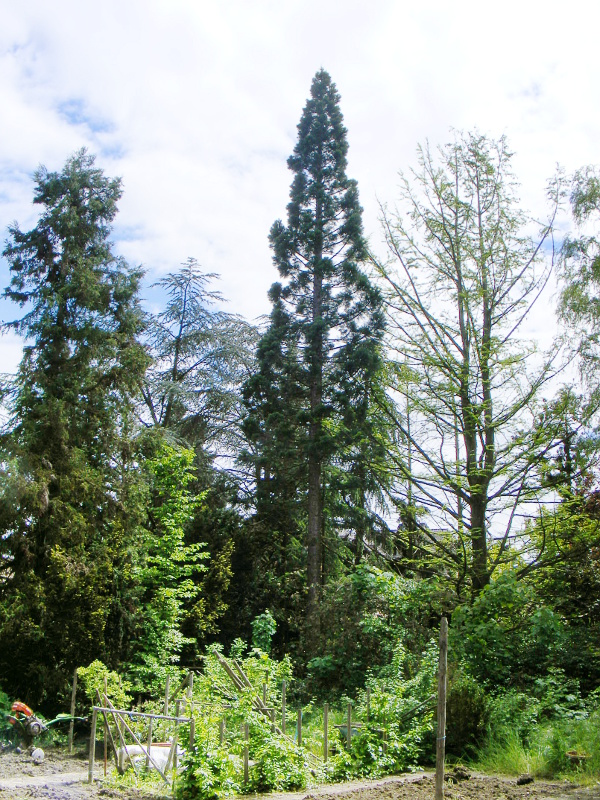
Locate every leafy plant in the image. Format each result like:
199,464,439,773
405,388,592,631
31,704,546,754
176,745,241,800
77,660,132,710
251,611,277,655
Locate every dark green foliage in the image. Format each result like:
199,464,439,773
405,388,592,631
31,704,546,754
450,574,564,689
242,69,386,647
0,150,148,708
445,671,489,756
308,565,445,700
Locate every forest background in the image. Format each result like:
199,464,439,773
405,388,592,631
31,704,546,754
2,3,600,782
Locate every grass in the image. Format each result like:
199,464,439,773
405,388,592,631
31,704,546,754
472,713,600,785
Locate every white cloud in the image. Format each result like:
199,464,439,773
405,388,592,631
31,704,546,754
1,0,599,364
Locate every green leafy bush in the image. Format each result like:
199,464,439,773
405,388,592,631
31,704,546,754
76,660,132,710
247,728,306,792
445,671,489,756
175,746,240,800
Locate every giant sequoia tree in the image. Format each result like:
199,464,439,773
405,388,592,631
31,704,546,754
243,71,385,645
0,150,148,704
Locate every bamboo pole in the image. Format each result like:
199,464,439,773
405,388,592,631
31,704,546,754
68,668,77,755
95,691,118,770
323,703,329,763
243,723,249,784
281,680,286,734
164,675,170,716
103,694,138,778
297,709,302,747
88,707,97,783
187,673,195,749
347,703,352,748
146,717,153,768
100,701,171,787
435,617,448,800
166,700,181,773
164,675,170,742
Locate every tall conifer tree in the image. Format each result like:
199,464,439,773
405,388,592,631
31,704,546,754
0,150,148,703
244,71,385,648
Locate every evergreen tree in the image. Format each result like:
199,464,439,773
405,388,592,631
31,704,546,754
0,150,148,705
243,71,385,648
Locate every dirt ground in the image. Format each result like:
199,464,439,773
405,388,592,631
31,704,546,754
1,746,600,800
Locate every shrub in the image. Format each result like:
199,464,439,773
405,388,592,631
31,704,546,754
175,746,240,800
445,671,489,757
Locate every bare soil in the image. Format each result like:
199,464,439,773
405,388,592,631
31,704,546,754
1,747,600,800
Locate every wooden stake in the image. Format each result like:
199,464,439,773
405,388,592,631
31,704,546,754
166,700,181,772
297,709,302,747
281,680,286,734
88,707,97,783
243,723,249,784
347,703,352,748
187,674,195,749
262,682,267,705
103,677,108,776
164,675,170,716
323,703,329,763
68,668,77,755
164,675,170,743
435,616,448,800
146,717,153,768
102,699,170,787
95,690,118,771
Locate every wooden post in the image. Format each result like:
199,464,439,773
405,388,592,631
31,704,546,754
382,729,387,754
164,675,170,742
243,723,249,784
219,718,225,746
187,673,195,749
262,682,267,706
173,700,181,771
323,703,329,763
146,717,153,768
435,616,448,800
88,707,97,783
366,688,370,722
164,675,170,716
281,680,286,734
68,668,77,754
103,676,108,776
95,691,119,770
117,709,125,775
347,703,352,748
103,700,169,786
297,709,302,747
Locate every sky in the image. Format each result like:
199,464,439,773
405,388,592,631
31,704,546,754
1,0,599,376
